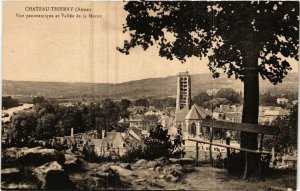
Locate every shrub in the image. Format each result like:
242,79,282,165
82,145,112,163
123,125,184,161
120,145,146,162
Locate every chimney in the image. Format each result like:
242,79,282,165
71,128,74,136
102,129,106,139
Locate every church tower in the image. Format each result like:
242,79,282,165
176,71,191,110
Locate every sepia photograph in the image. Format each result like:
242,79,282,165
1,1,299,190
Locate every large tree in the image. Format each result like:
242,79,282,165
215,88,241,104
10,111,37,146
118,1,299,178
193,92,212,107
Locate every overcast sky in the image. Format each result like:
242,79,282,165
3,1,298,84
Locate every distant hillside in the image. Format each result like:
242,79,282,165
3,73,298,100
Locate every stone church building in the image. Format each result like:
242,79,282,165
174,72,211,139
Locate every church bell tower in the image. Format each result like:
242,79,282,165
176,71,191,111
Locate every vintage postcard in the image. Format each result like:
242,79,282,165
2,1,299,190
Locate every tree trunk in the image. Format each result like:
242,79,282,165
240,44,260,179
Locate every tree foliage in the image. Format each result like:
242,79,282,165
120,99,131,109
193,92,212,107
216,88,242,104
135,98,150,107
9,111,37,145
144,115,159,128
265,104,298,153
203,98,230,110
260,92,278,106
2,96,20,109
118,1,298,84
193,89,240,108
36,113,59,139
149,97,176,109
33,96,47,105
143,125,173,159
123,125,184,161
5,100,130,146
119,99,131,118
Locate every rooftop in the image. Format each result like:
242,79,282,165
175,106,190,122
185,104,209,120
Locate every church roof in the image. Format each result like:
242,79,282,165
175,106,190,122
185,104,209,120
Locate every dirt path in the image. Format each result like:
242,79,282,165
184,165,296,190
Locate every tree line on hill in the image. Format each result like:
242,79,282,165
134,97,176,109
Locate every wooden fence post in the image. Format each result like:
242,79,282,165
226,131,231,160
195,142,199,166
258,134,265,180
209,127,213,167
259,134,264,152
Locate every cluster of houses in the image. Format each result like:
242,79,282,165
212,105,290,125
51,102,212,158
120,106,175,131
48,105,177,157
49,129,128,157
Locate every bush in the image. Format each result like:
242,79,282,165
123,125,184,161
143,125,174,159
120,145,145,162
82,145,112,163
